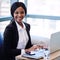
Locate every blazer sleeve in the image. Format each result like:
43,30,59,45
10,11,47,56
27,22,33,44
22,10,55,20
3,24,21,57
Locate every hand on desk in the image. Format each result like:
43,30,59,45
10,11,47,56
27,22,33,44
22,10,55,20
25,45,43,53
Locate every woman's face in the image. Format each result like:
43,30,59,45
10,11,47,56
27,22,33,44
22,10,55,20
14,7,25,24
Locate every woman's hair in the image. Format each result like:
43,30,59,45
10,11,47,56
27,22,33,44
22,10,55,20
10,2,27,17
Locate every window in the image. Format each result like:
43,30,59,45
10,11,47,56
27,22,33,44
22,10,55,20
19,0,25,3
0,0,11,17
27,0,60,16
0,0,60,38
0,0,17,19
0,0,18,32
26,0,60,38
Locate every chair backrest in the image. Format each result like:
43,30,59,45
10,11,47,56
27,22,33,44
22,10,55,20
0,32,4,60
0,32,4,54
0,32,3,48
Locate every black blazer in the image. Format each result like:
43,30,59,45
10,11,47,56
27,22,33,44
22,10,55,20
3,20,32,60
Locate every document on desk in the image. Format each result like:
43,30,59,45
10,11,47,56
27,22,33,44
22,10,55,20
22,49,49,59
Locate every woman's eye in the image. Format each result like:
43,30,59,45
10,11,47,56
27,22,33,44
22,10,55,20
15,12,18,14
14,11,25,14
21,11,24,14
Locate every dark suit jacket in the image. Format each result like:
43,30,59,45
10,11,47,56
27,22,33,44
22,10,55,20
3,20,32,60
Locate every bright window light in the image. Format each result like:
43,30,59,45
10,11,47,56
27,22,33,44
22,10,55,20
27,0,60,16
27,0,60,38
0,0,11,17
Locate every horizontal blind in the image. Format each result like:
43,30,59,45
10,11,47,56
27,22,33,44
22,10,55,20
0,0,11,17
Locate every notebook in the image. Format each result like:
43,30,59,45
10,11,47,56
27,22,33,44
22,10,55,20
22,49,49,59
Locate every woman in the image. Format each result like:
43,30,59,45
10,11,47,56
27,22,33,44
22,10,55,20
3,2,41,60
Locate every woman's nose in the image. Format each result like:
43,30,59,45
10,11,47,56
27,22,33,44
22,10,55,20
18,13,21,16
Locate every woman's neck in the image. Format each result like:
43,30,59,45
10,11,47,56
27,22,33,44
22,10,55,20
19,22,23,28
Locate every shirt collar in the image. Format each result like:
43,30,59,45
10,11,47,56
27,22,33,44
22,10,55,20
15,21,26,31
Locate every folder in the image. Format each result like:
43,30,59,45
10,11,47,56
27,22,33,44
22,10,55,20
22,49,49,59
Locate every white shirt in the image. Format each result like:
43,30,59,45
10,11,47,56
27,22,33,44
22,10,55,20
15,21,29,54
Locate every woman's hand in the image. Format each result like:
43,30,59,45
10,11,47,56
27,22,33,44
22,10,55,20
25,45,43,52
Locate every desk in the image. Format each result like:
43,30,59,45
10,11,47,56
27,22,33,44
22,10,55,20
50,50,60,60
15,55,44,60
15,50,60,60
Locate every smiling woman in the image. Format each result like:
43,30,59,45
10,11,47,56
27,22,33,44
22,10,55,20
3,2,41,60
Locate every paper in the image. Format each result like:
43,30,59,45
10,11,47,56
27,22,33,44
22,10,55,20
22,49,49,59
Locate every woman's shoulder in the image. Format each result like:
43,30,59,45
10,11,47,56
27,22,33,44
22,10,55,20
5,20,16,30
